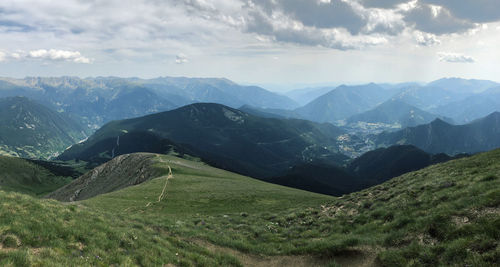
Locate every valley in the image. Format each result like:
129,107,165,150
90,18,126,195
2,1,500,265
1,149,499,266
1,76,500,266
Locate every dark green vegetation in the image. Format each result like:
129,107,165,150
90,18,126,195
56,130,193,168
270,145,461,196
0,156,72,196
0,77,298,129
2,148,498,266
0,97,88,159
346,145,463,186
59,103,349,178
376,112,500,155
268,162,362,196
346,99,449,128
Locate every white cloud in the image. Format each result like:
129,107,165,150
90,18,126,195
415,32,441,46
0,51,5,62
27,49,91,63
437,52,475,63
175,53,189,64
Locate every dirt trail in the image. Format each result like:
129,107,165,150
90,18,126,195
146,157,174,207
157,165,173,202
191,239,378,267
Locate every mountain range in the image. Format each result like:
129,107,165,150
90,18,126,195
295,83,395,123
259,78,500,127
431,87,500,123
0,97,88,159
59,103,349,178
0,76,298,129
346,99,451,128
376,112,500,155
0,75,500,266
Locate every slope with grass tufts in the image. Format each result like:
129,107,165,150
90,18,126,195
2,149,500,266
0,156,72,196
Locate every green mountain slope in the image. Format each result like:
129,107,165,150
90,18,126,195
2,149,500,266
375,112,500,155
0,97,88,159
59,103,348,178
0,156,71,196
268,145,460,196
346,145,460,186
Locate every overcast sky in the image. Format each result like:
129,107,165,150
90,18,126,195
0,0,499,88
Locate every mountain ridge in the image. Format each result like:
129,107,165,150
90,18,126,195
59,103,349,178
0,96,88,159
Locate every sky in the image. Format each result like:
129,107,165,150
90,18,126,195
0,0,499,89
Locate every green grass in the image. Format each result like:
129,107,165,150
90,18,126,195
1,149,500,266
0,156,72,196
0,193,240,266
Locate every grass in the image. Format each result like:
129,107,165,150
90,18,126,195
0,156,72,196
1,149,500,266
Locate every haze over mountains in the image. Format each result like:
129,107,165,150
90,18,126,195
0,76,298,129
1,76,500,163
1,76,500,266
346,99,450,128
376,112,500,155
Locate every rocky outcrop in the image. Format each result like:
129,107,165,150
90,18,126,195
46,153,161,201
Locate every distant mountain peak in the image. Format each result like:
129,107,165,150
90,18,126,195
430,117,450,126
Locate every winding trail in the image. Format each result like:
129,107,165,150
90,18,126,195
157,165,173,202
145,161,173,207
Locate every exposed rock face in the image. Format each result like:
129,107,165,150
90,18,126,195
46,153,161,202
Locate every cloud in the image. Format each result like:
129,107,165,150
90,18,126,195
0,0,498,62
403,3,477,34
175,53,188,64
0,51,5,62
415,32,441,46
420,0,500,23
27,49,91,63
438,52,475,63
357,0,409,9
240,0,393,50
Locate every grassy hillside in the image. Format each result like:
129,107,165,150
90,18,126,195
5,154,333,266
0,156,72,196
2,149,500,266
